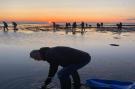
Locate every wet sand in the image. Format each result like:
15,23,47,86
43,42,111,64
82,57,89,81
0,27,135,89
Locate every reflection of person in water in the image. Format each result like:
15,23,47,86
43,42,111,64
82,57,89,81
12,22,18,32
30,46,91,89
3,21,9,32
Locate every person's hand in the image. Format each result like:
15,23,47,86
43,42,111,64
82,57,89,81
41,85,47,89
44,77,52,85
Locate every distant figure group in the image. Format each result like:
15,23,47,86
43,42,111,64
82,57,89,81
65,22,90,34
97,22,104,28
65,22,71,29
2,21,18,32
52,22,104,32
117,22,122,30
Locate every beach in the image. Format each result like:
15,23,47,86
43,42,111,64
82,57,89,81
0,25,135,89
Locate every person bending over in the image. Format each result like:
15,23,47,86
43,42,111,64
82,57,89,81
30,46,91,89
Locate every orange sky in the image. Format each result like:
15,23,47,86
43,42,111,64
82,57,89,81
0,8,131,23
0,0,135,23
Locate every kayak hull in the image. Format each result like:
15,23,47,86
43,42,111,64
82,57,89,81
86,79,135,89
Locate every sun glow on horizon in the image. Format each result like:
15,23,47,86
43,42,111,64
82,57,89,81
0,0,135,23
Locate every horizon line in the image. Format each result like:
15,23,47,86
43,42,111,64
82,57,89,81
0,21,135,24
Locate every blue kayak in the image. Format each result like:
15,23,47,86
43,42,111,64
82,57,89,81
86,79,135,89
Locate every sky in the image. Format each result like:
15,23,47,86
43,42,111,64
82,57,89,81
0,0,135,23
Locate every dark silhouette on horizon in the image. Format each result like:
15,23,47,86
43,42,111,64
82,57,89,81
72,22,77,34
89,25,92,28
117,22,122,30
81,21,85,33
68,23,71,28
65,22,69,29
86,23,88,27
3,21,9,32
101,22,104,27
97,23,100,28
52,22,56,31
12,22,18,32
65,22,71,34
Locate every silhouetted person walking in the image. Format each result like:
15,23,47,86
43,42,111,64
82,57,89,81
3,21,8,32
65,22,69,34
101,22,103,27
68,23,71,30
86,23,88,28
66,22,69,29
30,46,91,89
68,23,71,28
72,22,77,34
52,22,56,31
119,22,122,29
97,23,100,28
117,22,122,30
12,22,18,32
81,22,85,32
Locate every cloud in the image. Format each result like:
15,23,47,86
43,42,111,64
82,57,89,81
127,18,135,21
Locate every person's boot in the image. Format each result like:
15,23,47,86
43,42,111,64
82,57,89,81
72,83,81,89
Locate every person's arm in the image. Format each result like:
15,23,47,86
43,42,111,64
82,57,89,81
48,63,58,77
44,63,58,85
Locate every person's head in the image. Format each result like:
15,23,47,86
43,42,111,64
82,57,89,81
30,50,44,61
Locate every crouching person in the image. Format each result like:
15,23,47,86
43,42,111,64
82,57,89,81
30,46,91,89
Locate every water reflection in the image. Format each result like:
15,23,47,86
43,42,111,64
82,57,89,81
0,28,135,89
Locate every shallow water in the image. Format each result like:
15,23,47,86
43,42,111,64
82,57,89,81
0,28,135,89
